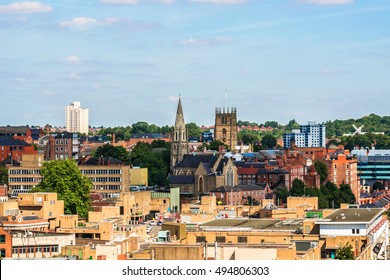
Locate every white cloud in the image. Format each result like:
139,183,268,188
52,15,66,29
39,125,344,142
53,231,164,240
65,56,81,64
297,0,353,5
60,17,99,29
180,36,233,46
14,77,27,83
60,17,157,31
180,38,210,46
65,72,83,80
169,96,180,102
190,0,246,4
0,2,53,14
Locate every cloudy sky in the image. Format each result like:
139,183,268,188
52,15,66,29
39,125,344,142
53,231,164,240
1,0,389,128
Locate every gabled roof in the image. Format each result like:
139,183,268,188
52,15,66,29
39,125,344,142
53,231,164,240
0,136,30,146
176,153,220,169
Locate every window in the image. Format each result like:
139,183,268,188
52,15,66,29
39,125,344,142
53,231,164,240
356,229,360,234
0,235,6,243
215,236,226,243
196,236,206,243
0,249,5,258
352,229,355,234
238,236,247,243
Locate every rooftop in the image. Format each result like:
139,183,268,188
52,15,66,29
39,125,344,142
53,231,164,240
316,208,384,224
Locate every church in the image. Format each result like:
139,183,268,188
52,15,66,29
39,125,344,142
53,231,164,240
168,97,238,199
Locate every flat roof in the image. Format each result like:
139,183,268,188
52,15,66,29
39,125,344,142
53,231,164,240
200,218,303,231
316,208,384,224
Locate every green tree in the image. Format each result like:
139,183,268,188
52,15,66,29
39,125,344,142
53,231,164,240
264,121,279,128
261,134,277,149
0,165,8,185
207,140,229,152
32,160,92,218
290,179,305,196
129,142,169,186
373,181,384,191
335,243,355,260
274,186,289,205
314,160,328,185
339,183,356,204
94,144,130,165
186,122,202,138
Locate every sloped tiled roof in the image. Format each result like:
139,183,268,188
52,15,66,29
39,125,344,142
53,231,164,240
0,136,30,146
168,175,194,184
176,153,219,168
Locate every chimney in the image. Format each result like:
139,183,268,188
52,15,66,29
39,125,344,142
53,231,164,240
112,134,116,143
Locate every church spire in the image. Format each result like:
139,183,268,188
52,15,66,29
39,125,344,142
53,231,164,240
170,96,189,169
175,96,185,127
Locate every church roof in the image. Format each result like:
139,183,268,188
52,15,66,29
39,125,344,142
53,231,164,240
168,175,194,184
176,153,220,168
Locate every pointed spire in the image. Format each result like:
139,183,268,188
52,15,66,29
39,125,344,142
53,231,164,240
176,96,183,116
175,96,185,127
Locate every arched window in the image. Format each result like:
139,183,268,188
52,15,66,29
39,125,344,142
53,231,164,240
226,166,234,186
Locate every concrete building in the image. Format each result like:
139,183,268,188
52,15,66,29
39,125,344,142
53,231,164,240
10,230,75,259
8,153,44,197
283,121,326,148
17,192,64,220
316,208,388,259
351,149,390,185
78,156,131,198
65,101,89,134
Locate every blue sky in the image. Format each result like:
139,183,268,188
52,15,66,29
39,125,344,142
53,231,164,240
1,0,389,128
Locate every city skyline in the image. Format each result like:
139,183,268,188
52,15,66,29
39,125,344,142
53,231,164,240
1,0,390,128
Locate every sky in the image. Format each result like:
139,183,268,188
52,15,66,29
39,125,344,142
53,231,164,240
1,0,390,128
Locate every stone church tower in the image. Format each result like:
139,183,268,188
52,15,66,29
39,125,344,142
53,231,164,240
214,106,238,151
170,97,189,169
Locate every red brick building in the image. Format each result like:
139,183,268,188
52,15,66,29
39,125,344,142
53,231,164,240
0,137,37,163
0,227,12,258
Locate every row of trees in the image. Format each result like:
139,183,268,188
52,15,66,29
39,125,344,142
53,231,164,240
274,179,356,209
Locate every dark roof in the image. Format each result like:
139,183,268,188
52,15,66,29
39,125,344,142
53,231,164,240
209,185,240,193
0,126,29,135
130,133,169,139
79,157,123,165
215,157,229,172
269,169,289,174
236,184,266,191
51,132,78,139
168,175,194,184
176,153,219,169
0,136,30,146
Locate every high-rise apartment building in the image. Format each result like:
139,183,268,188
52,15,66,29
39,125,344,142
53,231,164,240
65,101,89,134
283,121,326,148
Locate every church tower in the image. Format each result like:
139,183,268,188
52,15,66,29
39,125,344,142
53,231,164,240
214,106,238,151
170,97,188,169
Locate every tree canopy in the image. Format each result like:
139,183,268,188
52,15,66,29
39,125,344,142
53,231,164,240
32,160,92,218
93,144,130,164
129,141,170,186
335,243,355,260
314,160,328,185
